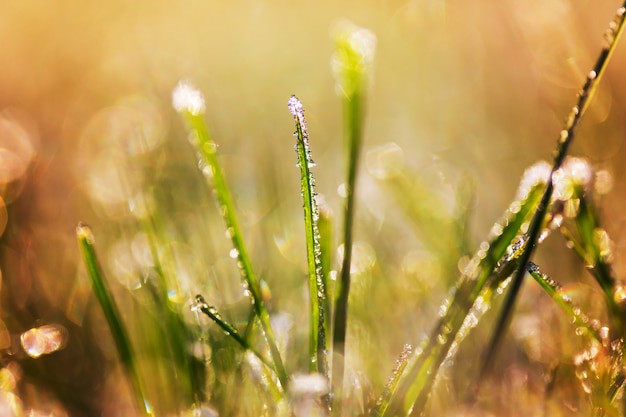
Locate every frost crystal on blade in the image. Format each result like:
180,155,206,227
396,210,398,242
172,81,206,115
288,95,308,139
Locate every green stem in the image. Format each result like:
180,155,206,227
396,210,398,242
333,88,364,413
76,223,151,416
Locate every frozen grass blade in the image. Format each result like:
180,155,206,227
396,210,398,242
173,82,289,390
527,262,603,343
480,3,626,385
379,174,547,417
192,296,283,404
371,344,413,417
331,22,376,413
288,95,329,378
76,222,151,416
192,294,274,370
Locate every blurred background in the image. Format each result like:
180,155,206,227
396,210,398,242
1,0,625,415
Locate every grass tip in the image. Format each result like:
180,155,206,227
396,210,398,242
172,81,206,116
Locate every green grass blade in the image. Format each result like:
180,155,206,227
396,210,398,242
76,223,151,416
527,262,603,343
569,184,623,338
371,344,413,417
173,82,289,390
480,3,626,386
288,95,328,378
378,177,546,417
330,22,376,413
192,294,275,370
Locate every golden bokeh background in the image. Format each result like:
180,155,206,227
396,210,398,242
1,0,625,415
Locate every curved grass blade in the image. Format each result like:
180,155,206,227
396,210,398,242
173,82,289,390
288,95,328,378
527,262,603,343
480,3,626,386
331,22,376,414
378,177,546,417
370,344,413,417
76,223,151,416
192,294,275,370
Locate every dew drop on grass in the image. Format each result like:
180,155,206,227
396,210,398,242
229,248,239,259
203,142,218,154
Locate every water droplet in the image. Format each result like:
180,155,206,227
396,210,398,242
203,142,217,154
229,248,239,259
20,324,67,358
201,164,214,178
436,334,448,345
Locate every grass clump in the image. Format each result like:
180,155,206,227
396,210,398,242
71,4,626,417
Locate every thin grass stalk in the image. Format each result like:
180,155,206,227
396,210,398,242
331,23,376,414
479,3,626,384
378,181,545,417
173,83,289,390
288,95,329,378
193,294,274,369
76,223,151,416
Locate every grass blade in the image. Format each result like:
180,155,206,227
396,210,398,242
76,222,151,416
479,3,626,386
192,294,275,370
288,95,329,378
330,22,377,413
173,82,289,390
379,173,546,417
527,262,603,343
565,181,623,338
